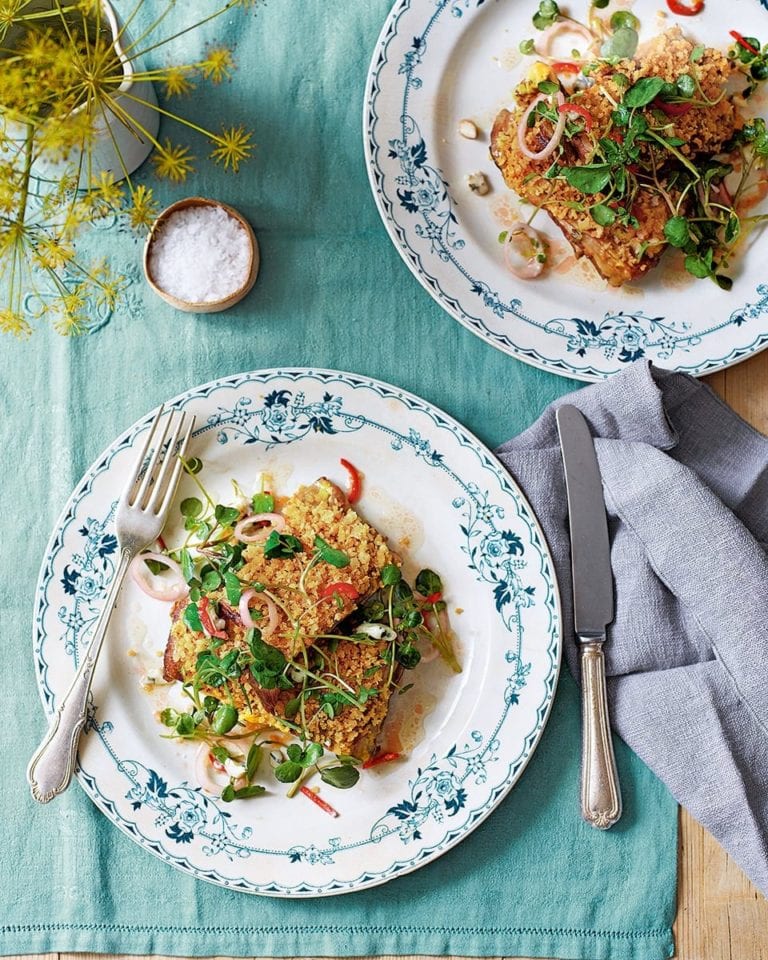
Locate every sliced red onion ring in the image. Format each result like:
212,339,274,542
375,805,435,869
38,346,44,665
233,512,286,543
517,91,566,162
503,224,548,280
130,552,188,602
239,588,280,638
538,19,596,62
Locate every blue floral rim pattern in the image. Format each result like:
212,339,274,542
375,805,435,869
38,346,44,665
33,369,561,896
364,0,768,380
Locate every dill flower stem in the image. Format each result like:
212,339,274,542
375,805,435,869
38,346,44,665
118,3,239,64
115,89,231,145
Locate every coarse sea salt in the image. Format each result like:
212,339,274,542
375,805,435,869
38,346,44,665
148,204,252,304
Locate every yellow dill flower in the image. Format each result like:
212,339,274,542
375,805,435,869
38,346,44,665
127,184,160,231
33,236,76,270
200,46,235,84
152,140,194,182
90,171,123,209
209,125,253,172
52,289,88,335
162,66,195,98
0,308,31,338
95,274,125,310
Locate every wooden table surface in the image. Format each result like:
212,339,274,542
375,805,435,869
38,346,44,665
16,352,768,960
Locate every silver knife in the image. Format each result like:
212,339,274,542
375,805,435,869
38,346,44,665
556,403,622,830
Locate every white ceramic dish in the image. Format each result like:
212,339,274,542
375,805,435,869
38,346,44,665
33,369,561,896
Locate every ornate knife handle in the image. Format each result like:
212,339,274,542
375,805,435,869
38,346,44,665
27,549,133,803
579,639,622,830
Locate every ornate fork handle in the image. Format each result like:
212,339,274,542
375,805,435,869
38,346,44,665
27,548,133,803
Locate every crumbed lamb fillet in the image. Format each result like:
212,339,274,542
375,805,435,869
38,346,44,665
490,28,739,286
162,478,400,760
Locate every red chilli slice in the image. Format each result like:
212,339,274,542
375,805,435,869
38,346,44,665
730,30,760,56
340,458,362,503
558,102,595,131
362,752,401,769
199,597,227,640
300,786,339,817
319,582,360,601
666,0,704,15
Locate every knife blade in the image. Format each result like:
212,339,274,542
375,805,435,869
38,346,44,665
556,403,622,830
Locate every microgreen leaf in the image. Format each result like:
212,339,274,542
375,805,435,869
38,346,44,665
180,548,196,584
180,497,203,519
221,783,266,801
415,569,442,596
313,535,350,568
684,254,713,279
246,743,263,781
214,504,240,528
263,531,304,559
663,216,690,248
537,79,560,95
274,761,303,783
183,602,203,633
690,44,705,63
623,76,666,107
562,164,612,194
320,764,360,789
223,571,242,605
381,563,402,586
591,203,616,226
201,569,222,592
251,491,275,513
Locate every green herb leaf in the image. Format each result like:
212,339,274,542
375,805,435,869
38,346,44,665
690,44,705,63
183,602,204,633
180,548,196,584
623,76,666,108
684,254,713,279
675,73,696,98
183,457,203,476
381,563,402,586
532,0,559,30
215,504,240,528
224,571,242,605
663,216,690,248
320,764,360,789
246,743,263,781
221,783,267,801
251,491,275,513
201,569,223,592
247,629,290,689
562,164,612,194
537,79,560,95
591,203,616,226
180,497,203,519
263,530,304,559
519,38,535,55
274,760,303,783
724,214,741,245
211,703,238,734
415,569,442,596
314,535,350,568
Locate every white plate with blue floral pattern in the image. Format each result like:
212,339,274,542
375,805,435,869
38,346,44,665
33,369,561,896
364,0,768,381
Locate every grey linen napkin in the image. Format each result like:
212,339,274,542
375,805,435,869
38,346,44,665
496,361,768,897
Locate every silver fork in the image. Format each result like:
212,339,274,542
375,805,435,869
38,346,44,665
27,406,195,803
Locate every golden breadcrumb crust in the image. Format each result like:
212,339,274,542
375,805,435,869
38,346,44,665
490,28,740,285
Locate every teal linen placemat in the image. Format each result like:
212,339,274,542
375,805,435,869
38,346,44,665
0,1,676,956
